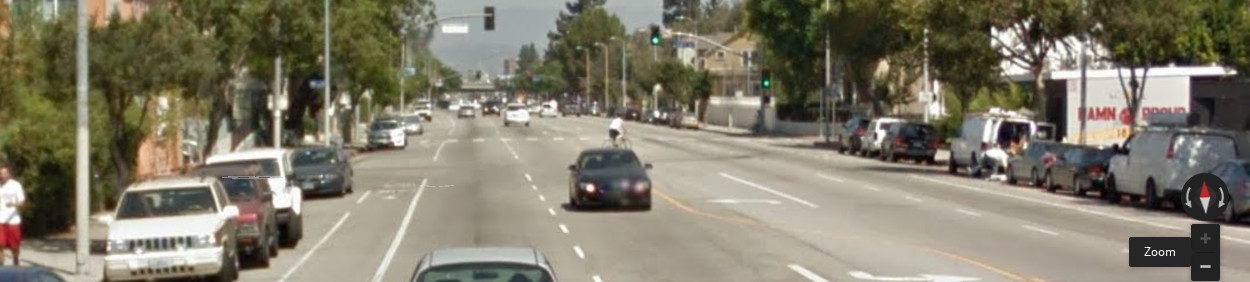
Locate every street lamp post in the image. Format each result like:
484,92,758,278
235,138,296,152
323,0,333,146
595,41,609,112
74,0,90,274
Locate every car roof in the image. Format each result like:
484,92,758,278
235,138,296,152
579,148,635,155
127,176,217,192
206,149,288,164
426,247,543,267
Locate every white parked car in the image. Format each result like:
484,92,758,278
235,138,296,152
948,108,1051,177
104,176,240,282
413,104,434,121
539,105,559,118
1106,113,1250,208
858,117,904,157
205,149,305,248
365,118,408,149
504,104,531,127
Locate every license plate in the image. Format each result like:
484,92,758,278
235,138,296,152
301,182,315,190
148,258,173,269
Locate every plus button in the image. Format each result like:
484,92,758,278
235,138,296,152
1201,233,1212,244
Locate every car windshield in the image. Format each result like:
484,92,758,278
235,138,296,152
208,160,280,177
116,187,217,219
900,124,934,137
220,178,258,200
372,122,399,131
293,149,337,166
1067,148,1115,164
579,151,641,170
414,263,553,282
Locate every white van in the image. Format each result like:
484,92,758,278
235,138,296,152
1105,113,1248,209
948,108,1050,177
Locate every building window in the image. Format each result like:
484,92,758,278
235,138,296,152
716,51,724,60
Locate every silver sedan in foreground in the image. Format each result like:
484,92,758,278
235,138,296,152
410,247,556,282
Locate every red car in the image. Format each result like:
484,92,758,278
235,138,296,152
190,163,280,267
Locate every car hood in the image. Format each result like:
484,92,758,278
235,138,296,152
294,164,340,176
577,168,649,182
109,214,222,239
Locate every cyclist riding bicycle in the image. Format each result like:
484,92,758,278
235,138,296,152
608,113,625,146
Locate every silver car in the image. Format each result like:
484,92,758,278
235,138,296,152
1207,160,1250,222
410,247,556,282
400,115,425,135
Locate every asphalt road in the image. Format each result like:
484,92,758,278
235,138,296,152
232,111,1250,282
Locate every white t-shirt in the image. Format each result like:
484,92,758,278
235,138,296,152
0,180,24,225
609,118,624,131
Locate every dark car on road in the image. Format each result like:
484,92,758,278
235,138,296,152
409,247,556,282
561,104,584,117
0,266,66,282
482,101,503,116
835,117,871,155
290,146,354,196
1046,146,1115,196
568,148,653,210
190,163,280,266
457,105,477,118
1006,141,1072,187
879,122,939,164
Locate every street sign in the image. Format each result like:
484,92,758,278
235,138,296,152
441,23,470,34
403,67,416,76
310,79,325,89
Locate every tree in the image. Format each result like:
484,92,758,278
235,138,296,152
920,0,1004,114
175,0,259,157
745,0,824,106
548,7,625,98
1092,0,1201,133
1191,0,1250,75
826,0,914,115
517,43,541,73
984,0,1082,120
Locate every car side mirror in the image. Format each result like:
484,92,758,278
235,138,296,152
645,163,653,170
221,205,239,220
568,165,577,171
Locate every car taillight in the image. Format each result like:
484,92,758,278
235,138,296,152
931,140,940,149
1042,155,1055,165
238,213,258,222
855,128,866,136
1165,143,1176,159
981,142,989,151
894,137,905,147
1088,166,1103,175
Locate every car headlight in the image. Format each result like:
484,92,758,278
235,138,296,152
108,239,129,253
191,234,216,248
634,181,650,191
580,182,596,192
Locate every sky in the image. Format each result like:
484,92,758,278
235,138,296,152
429,0,662,76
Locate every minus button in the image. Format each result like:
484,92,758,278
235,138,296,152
1200,265,1212,269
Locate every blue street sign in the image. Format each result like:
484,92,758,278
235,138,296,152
310,79,325,89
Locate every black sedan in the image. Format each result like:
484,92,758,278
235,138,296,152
568,148,654,210
1046,146,1115,196
291,146,354,196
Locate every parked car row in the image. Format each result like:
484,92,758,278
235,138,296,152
103,145,355,281
634,108,699,130
835,116,940,164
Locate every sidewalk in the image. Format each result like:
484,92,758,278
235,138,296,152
14,213,110,281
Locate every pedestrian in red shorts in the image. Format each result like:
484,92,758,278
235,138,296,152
0,166,26,266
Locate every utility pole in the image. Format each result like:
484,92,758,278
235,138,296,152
274,57,284,148
603,44,609,111
74,0,90,274
323,0,333,146
583,49,591,110
923,28,931,123
399,31,406,114
1078,0,1089,145
823,0,832,143
621,40,628,109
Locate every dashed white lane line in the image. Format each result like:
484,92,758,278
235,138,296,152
525,173,533,182
527,137,539,141
554,137,565,141
956,208,983,217
370,178,429,282
1023,225,1060,236
432,141,449,161
910,175,1250,245
548,208,557,216
573,245,586,259
446,139,459,143
579,137,590,141
815,173,846,183
905,195,924,203
592,275,604,282
531,185,539,191
538,194,547,202
861,185,883,192
279,212,352,282
786,264,830,282
501,138,512,142
447,118,456,135
719,172,819,208
355,190,372,204
559,224,569,234
473,138,485,142
543,131,550,135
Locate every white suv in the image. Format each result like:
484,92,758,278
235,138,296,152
504,104,531,127
104,176,240,282
205,149,304,247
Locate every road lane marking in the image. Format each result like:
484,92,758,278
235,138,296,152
531,185,539,191
473,138,485,142
956,209,982,217
432,141,449,161
861,185,883,192
554,137,565,141
1022,225,1060,236
446,139,459,143
815,173,846,183
527,137,539,141
905,195,924,203
419,140,430,145
370,178,428,282
559,224,569,234
501,137,521,160
548,208,556,216
573,245,585,259
447,117,456,135
907,175,1250,245
718,172,819,208
592,275,603,282
655,189,757,225
787,264,830,282
579,137,589,141
525,173,533,182
538,194,547,202
707,199,782,205
500,138,512,141
279,212,351,282
355,190,372,204
543,131,550,135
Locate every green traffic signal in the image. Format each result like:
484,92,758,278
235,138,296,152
760,70,772,89
649,25,661,46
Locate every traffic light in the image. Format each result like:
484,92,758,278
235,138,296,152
484,6,495,31
760,70,772,89
649,25,661,46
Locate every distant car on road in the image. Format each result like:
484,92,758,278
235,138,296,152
858,117,904,157
539,104,559,118
834,117,871,155
568,148,653,210
0,266,66,282
879,122,939,164
366,118,407,150
190,163,280,266
1107,114,1249,208
409,247,557,282
482,101,503,116
104,176,240,282
399,114,425,135
457,105,477,119
504,104,531,127
290,146,354,196
412,104,434,122
561,104,583,117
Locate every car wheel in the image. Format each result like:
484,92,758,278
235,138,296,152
947,152,958,175
1044,171,1057,192
1005,165,1017,185
281,214,303,248
268,222,280,258
1144,180,1162,209
526,122,531,127
214,251,238,282
639,202,652,211
1073,176,1087,197
254,230,272,267
924,157,936,165
1105,175,1122,204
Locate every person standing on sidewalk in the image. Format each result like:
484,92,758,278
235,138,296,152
0,166,26,266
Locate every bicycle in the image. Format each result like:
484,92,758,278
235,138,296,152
602,135,632,149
